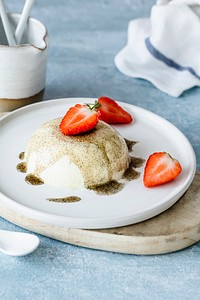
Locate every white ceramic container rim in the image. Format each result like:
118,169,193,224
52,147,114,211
0,13,47,50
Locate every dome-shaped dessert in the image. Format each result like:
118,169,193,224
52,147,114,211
25,119,129,189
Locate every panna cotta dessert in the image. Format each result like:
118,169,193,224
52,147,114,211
25,119,130,189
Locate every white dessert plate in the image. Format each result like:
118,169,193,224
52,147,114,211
0,98,196,229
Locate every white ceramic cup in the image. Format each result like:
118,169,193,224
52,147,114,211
0,14,48,112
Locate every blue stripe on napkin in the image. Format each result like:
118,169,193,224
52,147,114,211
145,37,200,80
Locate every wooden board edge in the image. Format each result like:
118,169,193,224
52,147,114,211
1,200,200,255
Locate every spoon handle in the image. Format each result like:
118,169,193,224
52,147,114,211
0,0,16,46
15,0,35,44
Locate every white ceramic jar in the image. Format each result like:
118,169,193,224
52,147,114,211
0,14,48,112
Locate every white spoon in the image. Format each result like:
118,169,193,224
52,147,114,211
0,0,16,45
15,0,35,44
0,229,40,256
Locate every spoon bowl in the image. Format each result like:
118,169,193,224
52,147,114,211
0,229,40,256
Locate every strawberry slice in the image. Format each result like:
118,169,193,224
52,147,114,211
60,103,100,135
97,96,132,124
143,152,182,187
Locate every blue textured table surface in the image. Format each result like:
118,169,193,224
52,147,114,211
1,1,200,299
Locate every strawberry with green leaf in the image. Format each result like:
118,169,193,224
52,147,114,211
60,97,133,136
60,103,100,135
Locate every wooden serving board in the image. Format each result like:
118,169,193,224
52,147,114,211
0,173,199,255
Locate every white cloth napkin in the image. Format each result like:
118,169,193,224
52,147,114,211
115,0,200,97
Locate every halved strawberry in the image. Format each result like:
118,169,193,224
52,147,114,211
60,104,100,135
143,152,182,187
97,96,133,124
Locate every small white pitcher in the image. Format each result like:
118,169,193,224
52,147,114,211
0,13,48,112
